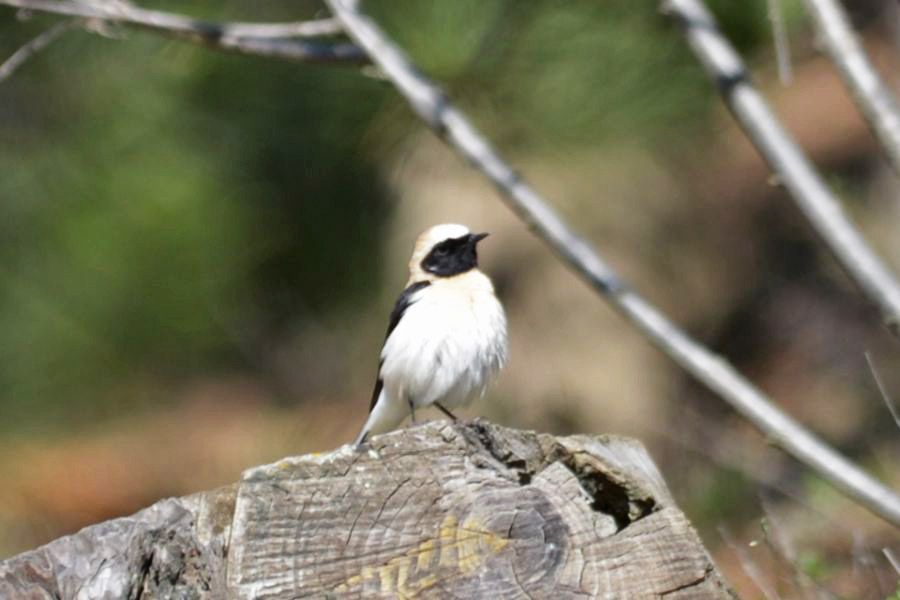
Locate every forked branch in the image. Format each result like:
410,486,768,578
663,0,900,336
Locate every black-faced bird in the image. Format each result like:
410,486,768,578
355,223,508,446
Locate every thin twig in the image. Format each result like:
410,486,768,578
718,525,781,600
767,0,793,85
0,0,367,64
864,351,900,431
662,0,900,337
759,495,837,600
849,531,891,599
884,547,900,575
0,18,77,82
322,0,900,526
801,0,900,177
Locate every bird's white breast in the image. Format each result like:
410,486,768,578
380,270,507,410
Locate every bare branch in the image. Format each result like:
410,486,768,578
759,496,837,599
0,0,367,65
3,0,343,39
0,17,76,82
884,547,900,575
767,0,793,85
801,0,900,177
662,0,900,337
864,351,900,431
717,526,780,600
322,0,900,526
198,19,344,40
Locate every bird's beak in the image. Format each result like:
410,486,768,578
471,232,489,243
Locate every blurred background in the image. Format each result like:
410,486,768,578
1,0,899,596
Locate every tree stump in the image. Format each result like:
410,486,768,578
0,420,732,599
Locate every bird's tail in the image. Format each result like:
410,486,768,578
354,388,407,447
354,419,374,447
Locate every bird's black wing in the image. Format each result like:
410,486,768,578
368,280,431,412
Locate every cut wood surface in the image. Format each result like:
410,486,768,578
0,421,733,599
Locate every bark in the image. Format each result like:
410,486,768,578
0,420,733,599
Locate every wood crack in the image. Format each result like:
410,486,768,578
461,420,656,532
659,565,715,596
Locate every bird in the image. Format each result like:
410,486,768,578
354,223,508,447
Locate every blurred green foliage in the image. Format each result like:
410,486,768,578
797,548,838,581
0,0,786,432
685,466,755,531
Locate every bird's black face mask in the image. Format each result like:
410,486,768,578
421,233,489,277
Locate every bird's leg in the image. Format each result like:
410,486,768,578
408,398,416,424
434,402,458,421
